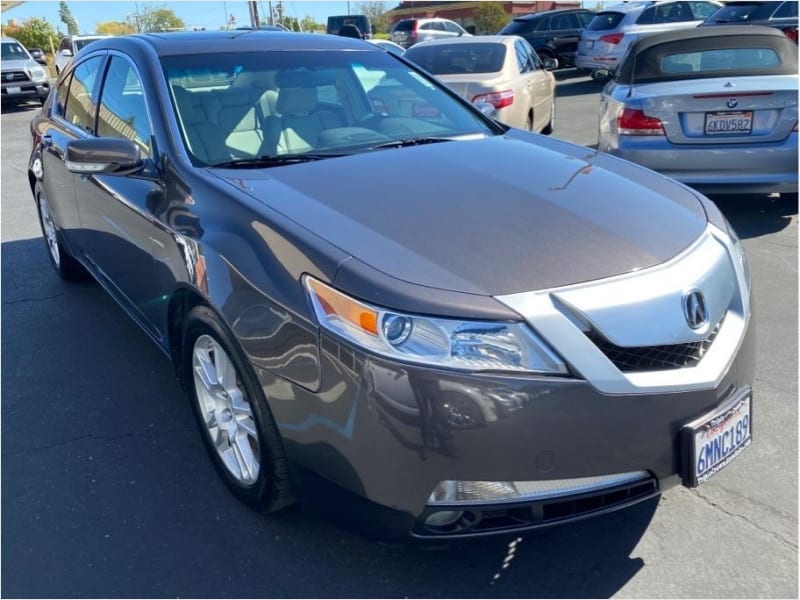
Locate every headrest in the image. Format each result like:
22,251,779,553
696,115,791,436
277,86,317,115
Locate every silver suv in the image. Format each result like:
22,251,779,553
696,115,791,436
1,37,50,106
54,34,110,75
576,1,721,75
390,18,470,49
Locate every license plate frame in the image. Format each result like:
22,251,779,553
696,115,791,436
704,110,753,136
682,387,752,487
6,85,21,94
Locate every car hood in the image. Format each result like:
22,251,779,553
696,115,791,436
1,58,37,70
218,133,708,296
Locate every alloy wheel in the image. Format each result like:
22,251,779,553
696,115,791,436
192,334,261,484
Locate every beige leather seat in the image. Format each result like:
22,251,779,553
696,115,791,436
172,85,227,164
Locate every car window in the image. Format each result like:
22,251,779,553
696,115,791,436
405,43,507,74
74,38,103,52
705,2,774,22
577,11,595,27
514,40,529,73
550,13,577,30
1,42,28,60
54,73,72,117
392,20,414,32
97,56,153,158
661,47,780,73
500,18,535,34
534,16,550,31
773,1,798,19
638,3,695,24
526,40,544,69
58,37,69,52
443,21,463,34
688,1,720,20
64,56,105,133
587,12,625,30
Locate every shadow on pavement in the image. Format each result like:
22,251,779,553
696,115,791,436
555,76,607,98
709,193,798,241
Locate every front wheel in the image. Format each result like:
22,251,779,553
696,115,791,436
182,305,296,512
35,183,88,281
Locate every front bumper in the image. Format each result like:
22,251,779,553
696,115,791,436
604,134,799,195
258,312,755,539
1,81,50,103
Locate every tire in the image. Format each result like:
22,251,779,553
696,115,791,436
182,305,296,513
526,112,534,132
542,100,555,135
34,182,89,281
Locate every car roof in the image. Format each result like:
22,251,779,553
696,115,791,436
600,1,677,14
629,22,787,52
514,8,593,20
91,30,378,56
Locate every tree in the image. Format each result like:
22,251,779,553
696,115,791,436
473,1,508,34
58,1,79,35
96,20,136,35
359,1,389,33
2,17,59,51
300,15,322,32
127,4,185,33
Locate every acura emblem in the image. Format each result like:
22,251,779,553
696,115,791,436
683,289,709,330
727,98,738,109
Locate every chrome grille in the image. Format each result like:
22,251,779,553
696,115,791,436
3,71,29,83
586,317,724,372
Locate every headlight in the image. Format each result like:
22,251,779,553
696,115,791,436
304,276,568,375
26,67,47,81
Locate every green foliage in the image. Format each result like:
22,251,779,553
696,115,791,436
359,1,389,33
58,1,79,35
2,17,59,51
473,1,509,34
96,20,136,35
127,4,185,33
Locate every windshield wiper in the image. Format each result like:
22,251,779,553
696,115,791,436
368,136,455,151
210,153,344,169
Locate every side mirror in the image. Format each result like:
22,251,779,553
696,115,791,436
65,138,144,175
61,49,73,57
592,68,612,81
473,101,497,120
543,58,558,71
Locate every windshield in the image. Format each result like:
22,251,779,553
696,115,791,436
587,12,625,30
327,15,369,34
1,42,30,61
405,43,507,74
161,50,496,167
74,38,105,51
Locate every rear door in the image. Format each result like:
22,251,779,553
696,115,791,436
546,12,581,63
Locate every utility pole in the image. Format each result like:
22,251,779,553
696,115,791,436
248,0,260,28
268,0,274,25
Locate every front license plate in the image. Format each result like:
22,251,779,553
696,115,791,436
683,389,751,487
6,86,21,94
704,110,753,135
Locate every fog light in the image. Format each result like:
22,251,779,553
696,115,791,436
424,510,464,527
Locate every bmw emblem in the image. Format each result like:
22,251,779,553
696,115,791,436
683,289,709,330
727,98,738,109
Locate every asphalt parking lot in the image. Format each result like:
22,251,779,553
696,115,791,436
1,71,797,598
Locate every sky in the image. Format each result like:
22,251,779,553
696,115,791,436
1,0,372,32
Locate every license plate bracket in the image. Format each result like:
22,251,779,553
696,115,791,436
6,85,21,94
682,387,752,487
704,110,753,135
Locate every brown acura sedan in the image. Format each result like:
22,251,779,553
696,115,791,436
28,31,753,540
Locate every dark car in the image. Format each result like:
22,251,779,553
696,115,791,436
26,47,48,66
700,0,798,41
499,8,595,67
327,14,372,39
29,31,754,541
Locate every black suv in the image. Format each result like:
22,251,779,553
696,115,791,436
499,8,594,68
700,1,798,42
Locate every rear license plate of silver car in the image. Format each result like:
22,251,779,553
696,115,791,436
704,111,753,135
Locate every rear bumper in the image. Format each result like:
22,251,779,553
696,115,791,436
605,134,798,194
575,54,621,72
259,315,755,539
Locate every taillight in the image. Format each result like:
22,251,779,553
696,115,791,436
472,90,514,110
784,26,798,43
599,32,624,45
617,108,664,136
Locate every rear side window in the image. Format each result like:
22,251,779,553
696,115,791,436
97,57,152,158
500,18,536,34
773,2,798,18
65,56,105,133
577,12,595,27
661,47,780,73
637,2,694,25
587,12,625,30
404,43,507,74
392,20,414,32
550,13,578,30
688,1,720,20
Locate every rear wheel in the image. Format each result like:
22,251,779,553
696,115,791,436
183,305,296,512
35,182,88,281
